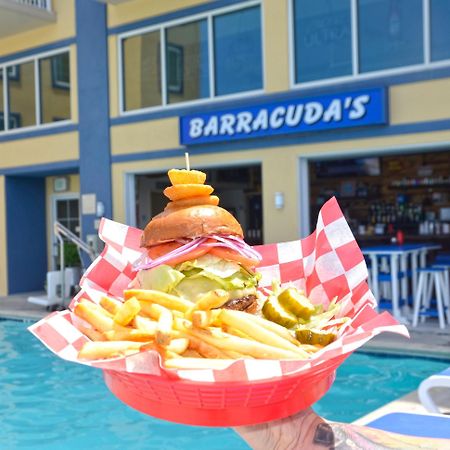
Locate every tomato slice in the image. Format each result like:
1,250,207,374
147,242,210,267
209,247,259,268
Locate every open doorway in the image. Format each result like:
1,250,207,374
134,164,263,245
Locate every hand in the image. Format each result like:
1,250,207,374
233,408,449,449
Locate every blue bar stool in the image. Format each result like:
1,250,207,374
412,267,449,329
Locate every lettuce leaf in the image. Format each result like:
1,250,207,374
137,264,185,293
176,254,241,278
138,254,261,302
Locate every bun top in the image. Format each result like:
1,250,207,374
141,204,243,247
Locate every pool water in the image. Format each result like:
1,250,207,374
2,319,449,450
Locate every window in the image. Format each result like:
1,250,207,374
8,61,36,129
51,52,70,89
0,49,71,133
0,69,3,132
56,198,80,235
120,3,263,113
358,0,423,72
292,0,448,85
430,0,450,62
123,31,162,110
214,6,262,95
293,0,352,83
165,19,209,104
40,53,71,124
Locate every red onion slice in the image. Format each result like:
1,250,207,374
133,237,207,271
133,234,262,271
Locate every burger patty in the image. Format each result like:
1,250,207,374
222,294,257,314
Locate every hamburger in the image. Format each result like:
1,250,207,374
133,168,262,313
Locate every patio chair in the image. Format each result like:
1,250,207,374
418,367,450,414
365,412,450,439
412,266,450,329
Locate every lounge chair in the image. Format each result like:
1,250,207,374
418,367,450,414
365,412,450,439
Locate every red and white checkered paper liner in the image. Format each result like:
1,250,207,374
29,197,408,382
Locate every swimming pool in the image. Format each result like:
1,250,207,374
2,319,449,450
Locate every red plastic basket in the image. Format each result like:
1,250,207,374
103,355,346,427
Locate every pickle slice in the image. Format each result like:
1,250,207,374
278,287,315,320
262,295,298,328
295,327,336,346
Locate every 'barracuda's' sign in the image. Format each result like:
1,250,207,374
180,87,387,145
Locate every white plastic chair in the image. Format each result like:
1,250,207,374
418,368,450,414
412,267,449,329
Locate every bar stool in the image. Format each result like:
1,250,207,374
412,267,449,329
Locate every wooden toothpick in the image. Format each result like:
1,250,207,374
185,152,190,171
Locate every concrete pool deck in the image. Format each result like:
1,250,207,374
2,292,449,424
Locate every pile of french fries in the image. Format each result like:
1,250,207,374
74,289,322,370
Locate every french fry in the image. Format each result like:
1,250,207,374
187,289,229,316
100,296,122,315
222,308,301,346
74,299,114,332
223,350,253,359
156,307,174,346
186,327,304,360
191,310,221,328
103,327,155,342
77,325,106,342
139,342,180,360
220,324,253,340
164,358,235,370
182,349,203,358
125,289,193,312
78,341,142,360
218,309,310,358
113,297,141,326
166,338,189,354
138,302,170,320
133,315,158,334
184,333,231,359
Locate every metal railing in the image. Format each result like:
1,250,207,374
54,221,97,302
12,0,52,12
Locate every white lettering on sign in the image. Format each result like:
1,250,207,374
185,92,375,141
285,104,303,126
323,99,342,122
236,111,253,133
349,94,370,119
204,116,218,136
219,114,236,135
189,118,204,139
304,101,323,125
269,106,286,129
252,109,269,131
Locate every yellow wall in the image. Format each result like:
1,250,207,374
0,131,78,169
390,78,450,124
0,175,7,296
0,0,75,56
263,0,289,92
111,118,179,155
107,0,210,28
45,175,80,270
108,35,119,118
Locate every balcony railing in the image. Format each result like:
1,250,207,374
0,0,55,37
12,0,52,11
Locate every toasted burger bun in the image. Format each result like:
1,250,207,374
141,204,244,247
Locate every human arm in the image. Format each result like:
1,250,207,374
233,408,448,449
